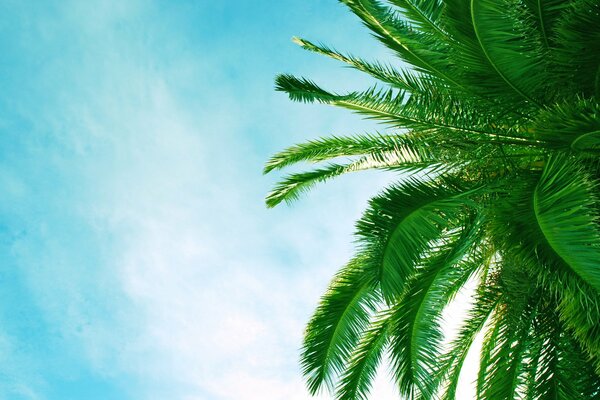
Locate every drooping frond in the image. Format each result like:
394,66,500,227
489,173,600,368
301,256,381,394
439,275,502,400
469,0,547,106
477,263,539,399
526,302,600,399
441,0,550,107
388,216,484,398
336,310,392,400
354,176,478,301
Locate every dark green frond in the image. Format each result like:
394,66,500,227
469,0,546,106
521,0,569,51
388,0,448,40
533,98,600,153
553,0,600,97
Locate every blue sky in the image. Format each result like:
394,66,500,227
0,1,485,399
0,1,405,399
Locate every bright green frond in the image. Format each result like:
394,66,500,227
301,256,381,394
355,176,478,301
292,37,416,90
388,216,485,398
336,310,392,400
265,155,438,208
264,133,429,174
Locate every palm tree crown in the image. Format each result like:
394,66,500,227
265,0,600,399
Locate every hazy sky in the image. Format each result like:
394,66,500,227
0,1,408,399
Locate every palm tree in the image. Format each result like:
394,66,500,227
265,0,600,398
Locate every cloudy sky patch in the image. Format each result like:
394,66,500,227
0,1,408,399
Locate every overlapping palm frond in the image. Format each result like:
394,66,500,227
388,216,485,398
301,255,381,394
266,0,600,398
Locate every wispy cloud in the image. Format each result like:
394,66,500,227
0,1,405,399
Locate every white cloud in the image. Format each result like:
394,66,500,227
1,1,478,399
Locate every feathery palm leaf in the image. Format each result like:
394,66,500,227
266,0,600,398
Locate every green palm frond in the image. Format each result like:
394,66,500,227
291,37,416,91
336,310,392,400
526,303,600,400
533,154,600,291
439,277,502,400
469,0,547,107
388,0,448,39
354,176,478,301
533,98,600,153
388,216,484,398
265,154,440,208
522,0,569,51
275,74,537,141
339,0,462,89
301,256,381,394
264,133,431,174
267,0,600,397
477,263,540,399
441,0,555,107
553,0,600,97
